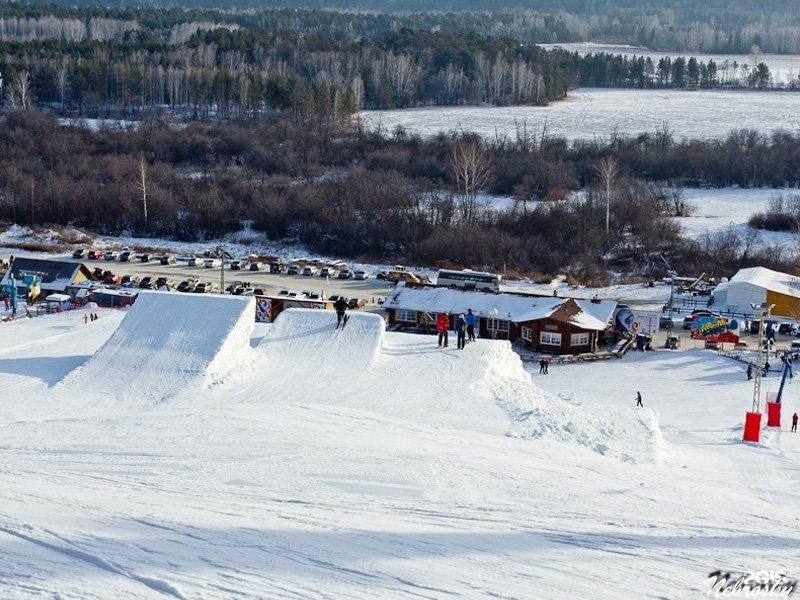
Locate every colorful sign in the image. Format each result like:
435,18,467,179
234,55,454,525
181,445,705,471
691,315,738,338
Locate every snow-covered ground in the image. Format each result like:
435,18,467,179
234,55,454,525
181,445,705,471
361,87,800,142
0,296,798,598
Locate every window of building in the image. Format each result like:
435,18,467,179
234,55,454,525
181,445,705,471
395,309,416,322
571,332,590,346
521,327,533,342
540,331,562,346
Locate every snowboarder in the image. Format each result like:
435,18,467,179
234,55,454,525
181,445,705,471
636,391,643,407
539,358,547,374
465,308,477,342
455,314,467,350
334,296,348,328
436,313,450,348
793,412,798,433
746,364,753,381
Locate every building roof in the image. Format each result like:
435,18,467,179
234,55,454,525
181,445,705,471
729,266,800,298
384,283,616,331
0,258,92,291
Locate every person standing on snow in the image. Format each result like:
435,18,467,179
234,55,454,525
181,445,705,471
436,313,450,348
334,296,348,327
539,358,547,374
746,364,753,380
636,391,643,407
455,314,467,350
793,412,798,433
465,308,477,342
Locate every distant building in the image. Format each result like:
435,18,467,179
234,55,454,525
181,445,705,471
0,257,93,299
255,294,334,323
712,267,800,318
383,283,616,354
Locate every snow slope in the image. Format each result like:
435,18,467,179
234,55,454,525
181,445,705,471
59,292,255,406
1,307,799,599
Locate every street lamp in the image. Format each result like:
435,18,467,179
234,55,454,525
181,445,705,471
489,306,498,339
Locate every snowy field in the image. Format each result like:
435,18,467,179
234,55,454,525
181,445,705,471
360,87,800,142
1,296,799,598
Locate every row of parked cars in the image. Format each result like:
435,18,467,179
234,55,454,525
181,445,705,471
76,248,177,265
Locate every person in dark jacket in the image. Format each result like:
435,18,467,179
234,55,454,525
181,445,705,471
636,391,643,407
455,314,467,350
334,296,348,327
465,308,477,342
792,412,798,433
746,364,753,380
436,313,450,348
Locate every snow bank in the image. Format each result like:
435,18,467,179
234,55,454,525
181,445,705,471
248,309,660,461
58,291,255,405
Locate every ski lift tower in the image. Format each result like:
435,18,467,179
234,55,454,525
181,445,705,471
659,254,677,332
743,302,774,443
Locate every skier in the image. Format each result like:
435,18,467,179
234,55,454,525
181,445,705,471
465,308,477,342
455,314,467,350
746,364,753,381
793,412,798,433
436,313,450,348
636,391,643,407
334,296,348,328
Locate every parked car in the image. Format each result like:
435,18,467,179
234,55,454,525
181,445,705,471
92,267,105,279
187,257,203,267
664,335,680,349
104,250,119,261
704,339,720,350
337,269,354,279
286,265,301,275
253,288,267,296
204,258,221,268
328,294,347,304
376,270,387,280
319,266,338,278
270,262,286,274
194,282,218,293
683,316,694,329
104,272,122,284
249,262,265,271
139,253,154,263
177,279,198,293
778,323,797,336
307,291,321,300
302,266,317,276
230,260,249,270
118,250,136,262
159,255,176,265
354,270,370,280
139,276,155,289
348,297,366,309
659,315,674,329
87,249,104,260
231,286,253,296
72,248,87,259
121,274,140,287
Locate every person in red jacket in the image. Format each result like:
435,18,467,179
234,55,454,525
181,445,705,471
436,313,450,348
793,412,798,433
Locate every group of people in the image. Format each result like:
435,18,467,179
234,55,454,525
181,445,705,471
435,308,477,349
82,312,99,323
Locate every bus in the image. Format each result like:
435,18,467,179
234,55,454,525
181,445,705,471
436,269,502,292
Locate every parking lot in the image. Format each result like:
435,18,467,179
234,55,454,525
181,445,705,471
64,253,396,311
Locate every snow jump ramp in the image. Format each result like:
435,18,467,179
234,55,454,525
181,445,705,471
60,292,255,404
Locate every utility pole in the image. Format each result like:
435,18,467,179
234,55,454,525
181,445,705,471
218,244,225,294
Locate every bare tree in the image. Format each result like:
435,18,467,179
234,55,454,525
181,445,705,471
449,138,492,225
56,63,69,113
594,156,618,238
135,154,148,226
10,70,32,110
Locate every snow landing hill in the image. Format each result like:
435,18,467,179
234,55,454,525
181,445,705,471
0,293,799,599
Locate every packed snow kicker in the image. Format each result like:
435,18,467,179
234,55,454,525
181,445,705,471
0,297,798,599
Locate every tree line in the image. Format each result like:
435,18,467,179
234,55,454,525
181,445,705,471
5,0,800,54
0,109,797,283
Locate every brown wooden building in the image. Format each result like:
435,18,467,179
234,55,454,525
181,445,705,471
383,283,616,355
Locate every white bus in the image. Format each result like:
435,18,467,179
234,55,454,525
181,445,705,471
436,269,502,292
